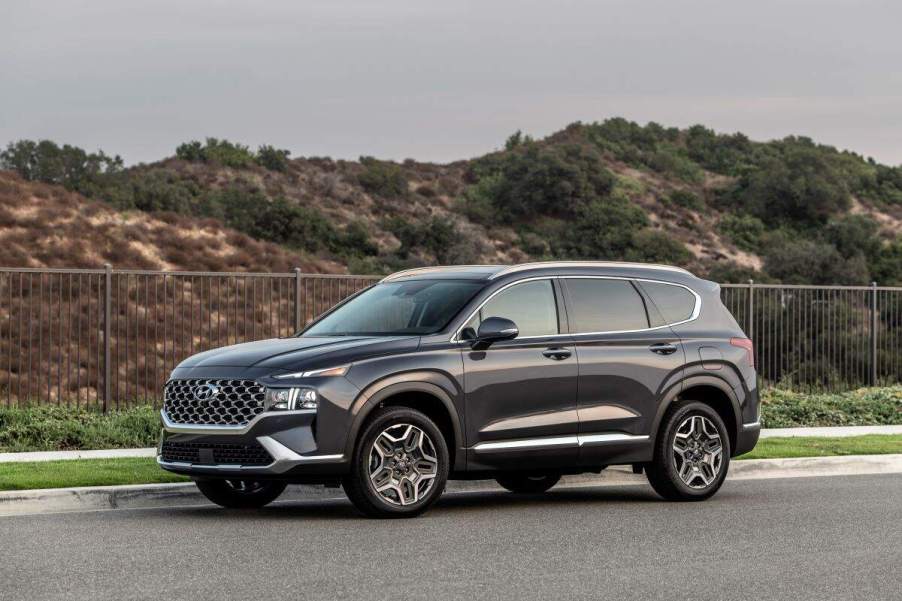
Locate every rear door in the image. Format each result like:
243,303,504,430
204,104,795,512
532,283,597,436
560,277,686,465
461,278,579,469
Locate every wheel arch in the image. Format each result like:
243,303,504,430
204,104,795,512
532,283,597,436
651,375,741,456
346,378,465,470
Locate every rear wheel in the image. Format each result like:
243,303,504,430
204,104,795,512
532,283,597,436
496,473,561,494
646,402,730,501
342,407,449,518
194,478,287,508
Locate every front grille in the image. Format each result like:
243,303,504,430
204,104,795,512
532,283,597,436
163,379,266,426
160,441,273,466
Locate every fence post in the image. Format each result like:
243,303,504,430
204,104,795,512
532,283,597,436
870,281,878,386
103,263,112,412
747,279,754,340
294,268,302,332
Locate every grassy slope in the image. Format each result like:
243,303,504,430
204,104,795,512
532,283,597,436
1,435,899,491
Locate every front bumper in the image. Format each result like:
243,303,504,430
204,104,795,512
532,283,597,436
157,409,348,479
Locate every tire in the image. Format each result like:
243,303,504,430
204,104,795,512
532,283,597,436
496,473,561,494
342,407,449,518
194,478,287,509
646,401,731,501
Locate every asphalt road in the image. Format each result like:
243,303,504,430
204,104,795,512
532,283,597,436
1,474,900,601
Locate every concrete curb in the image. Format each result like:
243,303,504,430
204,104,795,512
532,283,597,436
759,425,902,438
3,424,900,463
2,454,900,517
0,448,157,463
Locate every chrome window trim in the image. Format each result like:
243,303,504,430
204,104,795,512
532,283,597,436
472,432,649,453
562,276,702,336
160,408,316,435
451,276,561,343
452,275,701,342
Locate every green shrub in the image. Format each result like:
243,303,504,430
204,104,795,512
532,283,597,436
255,145,291,172
0,405,160,452
467,141,615,222
358,156,408,197
212,187,339,253
551,193,648,259
666,189,704,211
718,213,766,252
626,229,692,264
175,138,256,168
761,387,902,428
731,143,851,227
386,216,458,262
762,236,869,285
1,139,123,196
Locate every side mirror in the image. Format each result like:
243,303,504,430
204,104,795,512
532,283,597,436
472,317,519,350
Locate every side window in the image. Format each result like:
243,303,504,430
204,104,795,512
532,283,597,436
640,281,697,325
564,279,649,333
465,280,558,337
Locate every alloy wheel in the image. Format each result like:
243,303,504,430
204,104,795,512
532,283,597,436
672,415,723,489
368,423,439,506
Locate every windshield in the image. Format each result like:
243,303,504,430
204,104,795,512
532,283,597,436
302,279,485,336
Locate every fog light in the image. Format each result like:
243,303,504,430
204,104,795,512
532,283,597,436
296,388,318,410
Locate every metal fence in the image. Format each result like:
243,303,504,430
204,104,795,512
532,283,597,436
1,268,900,409
0,266,378,409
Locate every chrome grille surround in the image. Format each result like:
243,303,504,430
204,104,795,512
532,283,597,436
163,379,266,426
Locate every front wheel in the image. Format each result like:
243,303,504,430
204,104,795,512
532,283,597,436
342,407,449,518
496,473,561,494
646,402,730,501
194,478,287,508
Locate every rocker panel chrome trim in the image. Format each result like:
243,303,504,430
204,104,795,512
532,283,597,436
472,432,650,453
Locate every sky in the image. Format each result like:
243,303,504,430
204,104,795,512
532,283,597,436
2,0,901,166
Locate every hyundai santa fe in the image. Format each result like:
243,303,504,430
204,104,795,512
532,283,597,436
158,261,760,517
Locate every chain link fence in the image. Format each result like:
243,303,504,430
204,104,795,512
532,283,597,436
1,268,900,409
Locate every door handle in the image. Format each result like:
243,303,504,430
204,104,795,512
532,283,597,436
649,343,678,356
542,348,572,360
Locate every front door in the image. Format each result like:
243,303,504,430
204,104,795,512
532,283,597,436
461,279,579,469
560,277,686,466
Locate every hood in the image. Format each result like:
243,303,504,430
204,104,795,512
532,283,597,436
176,335,421,372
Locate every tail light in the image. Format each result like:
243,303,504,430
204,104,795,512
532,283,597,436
730,338,754,368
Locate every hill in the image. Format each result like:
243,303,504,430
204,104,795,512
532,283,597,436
3,120,902,284
0,173,337,273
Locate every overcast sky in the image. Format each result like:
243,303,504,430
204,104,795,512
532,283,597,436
2,0,901,166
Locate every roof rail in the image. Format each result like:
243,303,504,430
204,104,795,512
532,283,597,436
380,265,496,283
488,261,692,280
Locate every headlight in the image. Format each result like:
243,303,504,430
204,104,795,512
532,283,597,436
273,365,349,379
264,387,318,411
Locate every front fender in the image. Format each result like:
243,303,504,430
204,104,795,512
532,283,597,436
344,371,466,469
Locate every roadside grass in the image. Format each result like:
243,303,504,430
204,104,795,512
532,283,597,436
0,458,188,491
1,435,900,491
740,434,902,460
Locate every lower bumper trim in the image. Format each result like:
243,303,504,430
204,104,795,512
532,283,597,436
157,435,344,475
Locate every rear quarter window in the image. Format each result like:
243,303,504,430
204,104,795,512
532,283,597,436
563,278,649,333
639,281,697,325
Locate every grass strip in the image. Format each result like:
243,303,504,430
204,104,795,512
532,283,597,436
0,457,188,491
1,435,900,491
740,434,902,460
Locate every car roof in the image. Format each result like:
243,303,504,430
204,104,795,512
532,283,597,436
381,261,696,284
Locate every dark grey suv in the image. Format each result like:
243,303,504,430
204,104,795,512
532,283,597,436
158,262,760,517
